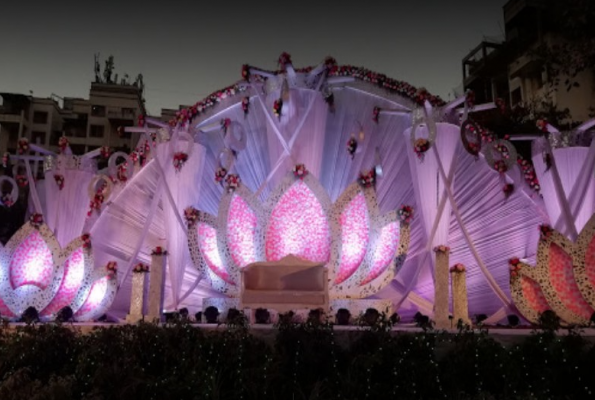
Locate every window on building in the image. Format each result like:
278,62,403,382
91,105,106,117
122,108,135,118
33,111,48,124
90,125,105,138
31,131,46,145
70,144,86,154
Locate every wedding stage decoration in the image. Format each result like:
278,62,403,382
1,53,594,326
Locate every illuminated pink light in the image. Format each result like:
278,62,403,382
74,276,108,317
586,235,595,289
0,297,15,318
198,223,232,283
360,222,400,285
265,181,330,263
227,195,258,268
549,243,593,319
42,247,86,316
9,231,53,290
521,276,550,313
335,193,369,284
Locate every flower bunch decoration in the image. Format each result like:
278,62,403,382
278,52,292,71
58,136,69,154
372,106,380,123
87,184,106,217
413,138,430,160
495,98,506,114
517,156,540,192
129,150,139,164
54,174,65,190
536,119,549,133
2,152,10,167
496,143,510,159
184,207,199,227
450,263,466,273
106,261,118,279
292,164,308,180
414,87,430,106
465,90,475,108
397,205,414,225
494,160,507,173
539,224,553,240
242,97,250,115
117,126,125,137
17,138,29,155
1,194,14,207
241,64,251,81
16,175,28,188
81,233,92,249
509,258,522,278
225,174,240,193
173,152,189,172
100,146,112,159
433,245,450,253
215,167,228,183
359,169,376,188
133,263,150,273
30,213,43,228
503,183,514,198
152,246,168,256
137,114,145,127
347,137,358,159
116,163,128,182
324,56,337,71
220,118,231,134
273,99,283,120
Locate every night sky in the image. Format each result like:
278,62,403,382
0,1,507,115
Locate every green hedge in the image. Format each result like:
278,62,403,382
0,321,593,400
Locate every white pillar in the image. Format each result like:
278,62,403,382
126,272,146,323
147,253,167,322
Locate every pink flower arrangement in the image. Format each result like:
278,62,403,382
494,160,507,173
539,224,553,240
278,52,292,71
137,114,145,127
1,194,14,207
17,138,29,155
347,137,358,159
273,99,283,120
414,87,430,106
16,175,28,188
517,156,540,192
152,246,168,256
292,164,308,179
221,118,231,134
372,106,380,123
359,169,376,188
184,207,199,226
215,167,228,183
413,138,430,160
536,119,548,133
225,174,240,193
324,56,337,70
241,64,251,81
81,233,91,249
100,146,112,159
29,213,44,228
397,205,414,224
117,126,125,137
450,263,466,273
58,136,69,153
173,152,189,172
509,258,522,278
433,245,450,253
87,185,106,217
106,261,118,279
133,263,150,273
242,97,250,115
54,174,65,190
116,163,128,182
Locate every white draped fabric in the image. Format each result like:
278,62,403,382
532,146,595,237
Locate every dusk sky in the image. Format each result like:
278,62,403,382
1,1,507,115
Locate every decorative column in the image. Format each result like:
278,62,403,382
433,245,450,329
147,247,167,322
126,264,149,323
450,264,471,327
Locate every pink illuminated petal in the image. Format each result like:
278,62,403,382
227,195,258,268
521,276,550,313
9,231,54,290
586,235,595,289
360,222,400,285
549,243,593,319
335,193,369,284
42,247,86,316
74,276,108,317
265,181,330,263
0,297,15,318
198,223,231,283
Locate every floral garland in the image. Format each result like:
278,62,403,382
17,138,29,155
359,169,376,188
100,146,112,159
152,246,168,256
16,175,28,188
242,97,250,115
58,136,69,153
450,263,466,273
133,263,150,273
116,163,129,182
29,213,43,228
539,224,553,240
433,245,450,253
87,183,107,217
536,119,549,132
241,64,251,81
397,205,414,224
413,87,432,106
173,152,189,172
2,152,9,168
278,52,292,71
494,160,508,173
509,258,522,278
324,56,337,70
215,167,227,183
106,261,118,279
184,207,199,226
372,107,380,123
292,164,308,179
221,118,231,134
273,99,283,120
413,138,430,160
347,137,357,159
518,156,540,191
225,174,240,193
503,183,514,198
54,174,65,190
81,233,92,249
137,114,145,127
